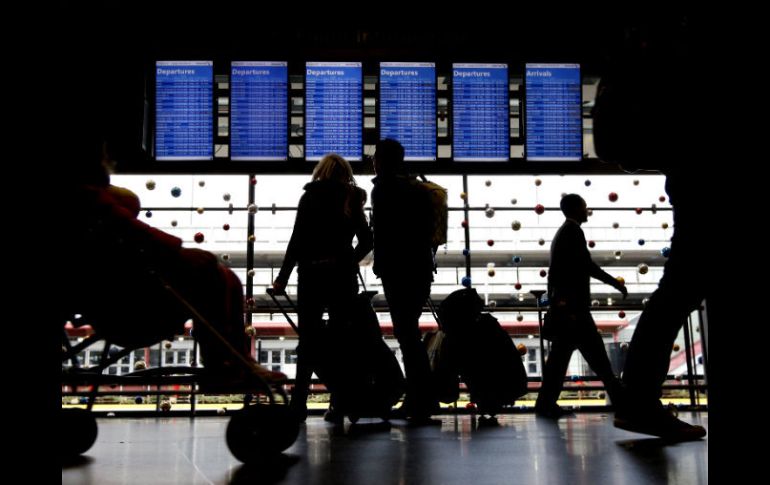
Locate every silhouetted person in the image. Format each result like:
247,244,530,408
273,153,373,422
535,194,628,419
371,138,439,424
64,138,287,389
593,18,710,440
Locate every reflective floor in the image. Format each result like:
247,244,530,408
62,412,708,485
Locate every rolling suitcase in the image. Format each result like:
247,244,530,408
267,280,405,421
438,288,528,415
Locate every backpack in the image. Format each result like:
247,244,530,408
414,175,448,248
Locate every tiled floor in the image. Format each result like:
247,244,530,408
62,412,708,484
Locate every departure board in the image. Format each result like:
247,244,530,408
230,61,288,161
452,63,509,161
379,62,436,161
155,61,213,160
525,63,582,161
305,62,362,161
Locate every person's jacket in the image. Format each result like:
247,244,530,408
277,180,372,282
370,174,434,279
547,219,618,311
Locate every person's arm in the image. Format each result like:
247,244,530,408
274,193,308,290
588,260,628,298
573,223,628,298
87,185,183,255
106,185,141,218
352,190,373,263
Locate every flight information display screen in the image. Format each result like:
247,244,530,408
155,61,213,160
230,61,288,161
379,62,436,161
305,62,362,161
525,63,582,161
452,63,509,161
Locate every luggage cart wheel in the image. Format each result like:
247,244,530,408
226,404,299,463
61,408,98,457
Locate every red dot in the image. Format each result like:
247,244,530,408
222,223,230,231
659,195,666,203
487,239,494,247
194,232,204,243
635,208,643,215
534,204,545,215
539,269,547,277
618,310,626,318
514,282,522,290
608,192,618,202
588,240,596,248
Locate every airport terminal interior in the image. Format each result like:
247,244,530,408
60,8,711,484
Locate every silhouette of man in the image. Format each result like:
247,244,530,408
592,18,710,441
535,193,628,419
371,138,439,424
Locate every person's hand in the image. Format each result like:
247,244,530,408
272,279,287,294
617,283,628,299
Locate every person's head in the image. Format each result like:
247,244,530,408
560,194,588,223
65,52,148,186
313,153,355,185
373,138,405,176
592,17,698,172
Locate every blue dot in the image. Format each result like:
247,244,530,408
462,248,470,257
461,276,472,288
513,256,522,264
638,239,645,246
171,187,182,198
661,246,671,258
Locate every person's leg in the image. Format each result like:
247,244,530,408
292,268,327,415
535,338,576,415
615,245,707,440
323,265,358,421
168,249,286,385
622,253,703,407
383,276,435,419
170,249,235,372
574,316,625,406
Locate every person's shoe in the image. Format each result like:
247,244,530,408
323,406,344,425
389,406,408,420
535,404,574,419
289,400,308,423
614,404,706,441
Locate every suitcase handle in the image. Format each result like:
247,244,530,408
266,288,300,334
427,297,444,331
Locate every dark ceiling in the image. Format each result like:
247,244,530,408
54,4,691,77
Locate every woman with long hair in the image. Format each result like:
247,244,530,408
273,153,373,421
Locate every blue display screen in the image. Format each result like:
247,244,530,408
525,63,582,161
155,61,213,160
379,62,436,161
305,62,362,161
452,64,509,161
230,61,288,161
